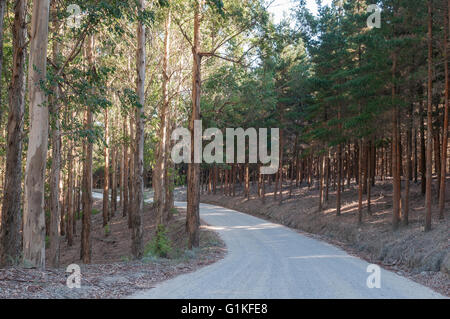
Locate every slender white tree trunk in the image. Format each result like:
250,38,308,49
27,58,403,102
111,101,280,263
23,0,50,269
81,35,95,264
132,0,146,258
48,2,62,267
103,109,110,227
156,12,172,225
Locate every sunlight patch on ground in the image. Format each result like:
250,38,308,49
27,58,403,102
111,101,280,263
288,255,355,260
202,223,283,232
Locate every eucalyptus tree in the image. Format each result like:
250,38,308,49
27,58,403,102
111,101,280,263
0,0,27,267
154,9,172,226
0,0,6,125
23,0,51,269
173,0,267,248
131,0,147,259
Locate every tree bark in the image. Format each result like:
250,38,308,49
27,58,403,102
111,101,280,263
420,99,427,195
111,146,117,217
245,163,250,200
156,11,172,225
122,116,129,217
439,0,449,220
48,2,62,267
128,114,135,229
186,0,202,249
103,109,110,227
358,140,363,224
0,0,6,125
367,141,372,214
132,0,146,258
23,0,50,269
404,103,413,225
319,153,324,211
392,52,401,231
80,35,95,264
0,0,27,267
66,143,74,246
425,0,433,232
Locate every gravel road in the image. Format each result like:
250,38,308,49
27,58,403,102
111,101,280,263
130,201,445,299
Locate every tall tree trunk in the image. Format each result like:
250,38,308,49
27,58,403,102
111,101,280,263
336,108,342,216
278,129,284,205
325,153,330,202
119,147,123,207
73,160,78,236
48,3,62,267
103,109,109,227
156,12,171,225
60,150,66,237
425,0,433,232
245,163,250,200
261,173,266,204
0,0,6,125
111,147,117,216
112,108,118,215
420,99,427,195
0,0,27,267
358,140,363,224
81,35,95,264
404,103,413,225
392,52,401,230
367,141,372,214
434,126,441,195
128,114,135,229
414,127,418,183
319,153,324,211
234,167,237,195
122,116,129,217
66,144,73,246
132,0,146,258
213,165,217,194
439,0,449,220
186,0,202,249
23,0,50,269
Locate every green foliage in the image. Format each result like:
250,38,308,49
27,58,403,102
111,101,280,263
45,236,50,248
145,224,172,258
170,207,179,217
206,0,225,15
104,224,110,236
120,255,131,262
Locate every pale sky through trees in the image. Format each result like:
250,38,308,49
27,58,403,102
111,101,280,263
268,0,333,23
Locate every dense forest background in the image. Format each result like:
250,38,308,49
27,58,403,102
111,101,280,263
0,0,448,271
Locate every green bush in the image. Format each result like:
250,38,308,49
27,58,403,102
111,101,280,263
104,224,110,236
170,208,179,217
145,224,172,258
121,255,130,262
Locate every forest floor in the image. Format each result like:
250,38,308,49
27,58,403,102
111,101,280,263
200,177,450,297
0,198,226,299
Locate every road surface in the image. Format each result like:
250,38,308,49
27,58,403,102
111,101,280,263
128,200,444,299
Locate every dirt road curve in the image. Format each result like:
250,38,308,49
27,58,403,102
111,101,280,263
130,202,445,299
